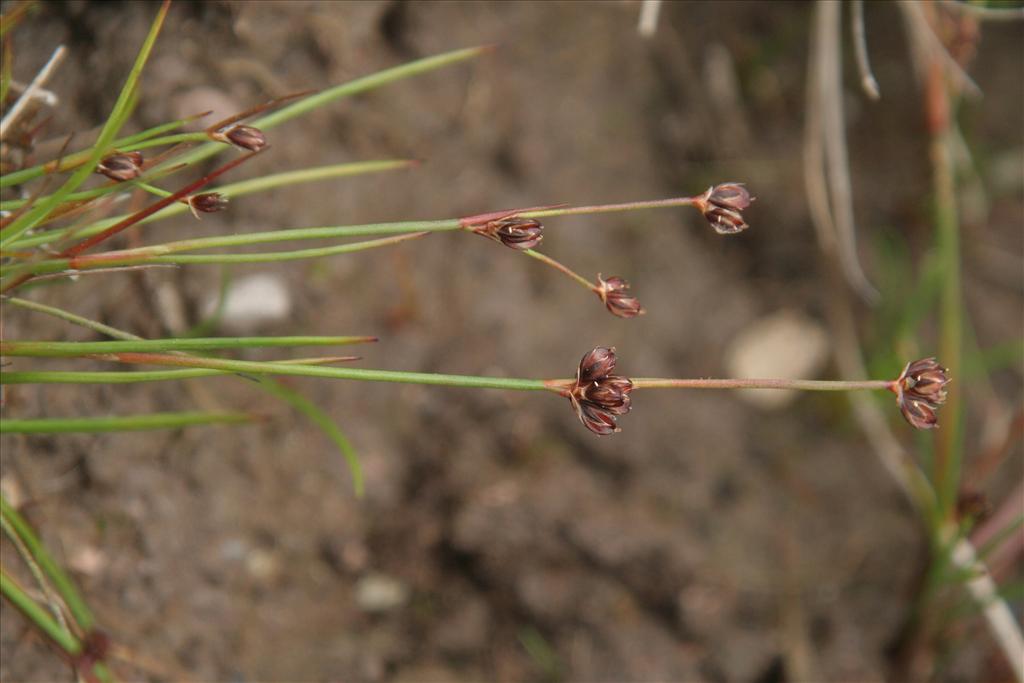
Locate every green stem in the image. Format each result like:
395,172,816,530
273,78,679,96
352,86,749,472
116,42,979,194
133,181,173,199
3,296,136,340
522,249,596,292
0,497,94,631
91,352,554,392
168,46,490,172
0,515,70,635
2,226,453,277
0,357,357,385
932,90,964,521
253,377,364,497
3,160,418,247
0,568,81,655
1,412,256,434
631,377,893,391
74,232,428,267
2,194,712,278
2,296,367,497
0,42,484,192
0,1,170,248
0,113,211,190
0,336,375,357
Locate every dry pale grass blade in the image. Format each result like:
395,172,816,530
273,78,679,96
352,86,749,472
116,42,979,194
899,0,982,98
807,0,879,303
0,45,65,140
637,0,662,38
850,0,881,100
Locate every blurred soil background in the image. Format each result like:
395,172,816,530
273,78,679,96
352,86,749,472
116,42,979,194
1,1,1022,681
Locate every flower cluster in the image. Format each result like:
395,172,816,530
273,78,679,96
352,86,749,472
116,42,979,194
470,216,544,250
595,274,645,318
210,123,267,152
695,183,753,235
891,357,950,429
184,192,229,219
562,347,634,435
96,151,143,182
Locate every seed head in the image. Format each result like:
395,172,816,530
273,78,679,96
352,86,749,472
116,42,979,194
96,151,143,182
892,357,950,430
491,217,543,250
565,347,634,435
219,124,267,152
596,274,645,318
572,399,620,436
577,346,617,384
185,192,229,219
697,183,753,235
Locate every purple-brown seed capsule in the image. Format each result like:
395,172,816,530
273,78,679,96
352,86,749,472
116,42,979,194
565,347,634,435
490,217,543,250
572,398,619,436
96,151,143,182
577,346,617,384
697,182,753,235
581,377,633,415
892,357,950,430
595,275,645,318
221,124,267,152
185,192,229,218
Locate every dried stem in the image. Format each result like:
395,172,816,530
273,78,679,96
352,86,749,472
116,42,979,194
0,45,65,139
851,0,881,100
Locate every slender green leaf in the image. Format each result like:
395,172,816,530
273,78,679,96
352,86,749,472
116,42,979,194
168,45,488,171
2,411,257,434
254,377,364,497
0,568,81,655
0,336,376,357
0,495,94,630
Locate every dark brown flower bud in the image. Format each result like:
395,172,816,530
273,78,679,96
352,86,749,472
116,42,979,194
96,151,143,182
222,124,267,152
577,346,617,384
596,274,645,318
697,182,753,235
892,357,950,430
185,192,229,218
490,217,543,250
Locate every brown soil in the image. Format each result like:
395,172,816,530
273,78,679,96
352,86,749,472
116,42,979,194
2,2,1021,682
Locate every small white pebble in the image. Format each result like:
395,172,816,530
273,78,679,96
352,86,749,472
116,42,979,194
725,310,830,409
203,273,292,333
355,573,410,613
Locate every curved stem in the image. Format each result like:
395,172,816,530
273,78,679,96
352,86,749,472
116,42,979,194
522,249,596,292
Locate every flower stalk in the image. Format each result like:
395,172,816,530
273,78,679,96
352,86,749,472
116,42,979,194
629,378,892,391
4,346,947,435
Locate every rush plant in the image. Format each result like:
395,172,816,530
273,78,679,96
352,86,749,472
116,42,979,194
1,1,984,680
